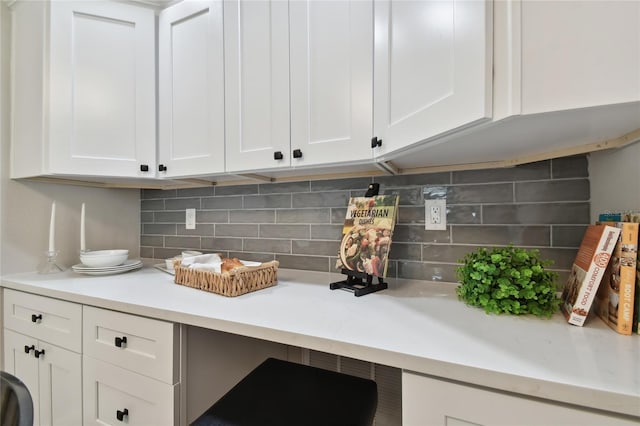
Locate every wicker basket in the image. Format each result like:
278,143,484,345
173,260,279,297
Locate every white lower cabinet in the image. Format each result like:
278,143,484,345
83,356,177,426
403,371,638,426
82,305,182,426
3,289,83,426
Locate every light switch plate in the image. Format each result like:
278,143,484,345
425,200,446,230
186,208,196,230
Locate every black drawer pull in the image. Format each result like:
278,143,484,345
273,151,283,160
158,164,167,172
371,137,382,148
31,314,42,323
292,149,302,159
24,345,35,354
115,336,127,348
140,164,149,172
116,408,129,421
34,349,45,359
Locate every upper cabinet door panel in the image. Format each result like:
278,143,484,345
159,0,225,177
521,1,640,114
374,0,492,157
290,0,373,167
49,1,155,177
224,0,290,173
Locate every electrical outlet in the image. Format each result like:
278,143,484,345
425,200,446,230
186,208,196,230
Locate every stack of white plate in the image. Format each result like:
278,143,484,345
72,259,143,276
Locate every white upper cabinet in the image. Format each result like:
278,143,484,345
289,0,374,167
10,0,156,179
224,0,290,173
518,1,639,115
159,0,225,178
373,0,493,158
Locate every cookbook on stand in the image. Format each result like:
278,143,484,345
335,195,400,278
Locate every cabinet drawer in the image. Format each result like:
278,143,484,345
3,289,82,352
83,356,177,426
83,306,178,384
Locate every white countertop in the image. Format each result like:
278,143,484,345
2,265,639,417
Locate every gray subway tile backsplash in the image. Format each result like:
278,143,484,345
215,224,259,238
229,210,276,224
551,155,588,179
244,238,291,254
165,236,201,249
164,197,201,210
452,160,550,184
141,155,590,284
451,225,550,246
515,179,589,202
447,183,514,204
244,194,292,209
202,237,242,252
483,202,590,224
292,191,350,208
202,196,243,210
292,240,340,257
260,224,310,239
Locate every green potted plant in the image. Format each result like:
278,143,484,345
456,246,561,317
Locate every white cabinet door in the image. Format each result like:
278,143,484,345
3,330,82,426
48,1,156,177
83,356,176,426
373,0,492,157
37,341,82,426
4,330,40,426
403,371,639,426
520,1,640,114
224,0,290,173
159,0,225,177
290,0,373,167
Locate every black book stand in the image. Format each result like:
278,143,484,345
329,183,389,297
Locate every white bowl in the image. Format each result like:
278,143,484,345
80,249,129,268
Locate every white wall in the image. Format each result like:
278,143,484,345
0,1,140,276
589,142,640,223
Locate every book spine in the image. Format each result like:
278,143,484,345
615,223,638,334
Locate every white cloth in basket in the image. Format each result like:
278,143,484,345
181,253,222,272
181,254,260,273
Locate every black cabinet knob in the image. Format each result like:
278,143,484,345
116,409,129,421
34,349,45,359
371,137,382,148
292,149,303,159
273,151,283,160
24,345,35,354
115,336,127,348
31,314,42,323
158,164,167,172
140,164,149,172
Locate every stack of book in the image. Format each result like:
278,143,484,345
562,212,639,335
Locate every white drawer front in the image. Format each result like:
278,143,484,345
83,356,177,426
3,289,82,352
83,306,178,384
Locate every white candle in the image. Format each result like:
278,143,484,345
80,203,86,252
48,202,56,252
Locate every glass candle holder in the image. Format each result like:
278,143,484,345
38,250,64,274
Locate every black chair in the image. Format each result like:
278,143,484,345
192,357,378,426
1,371,34,426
